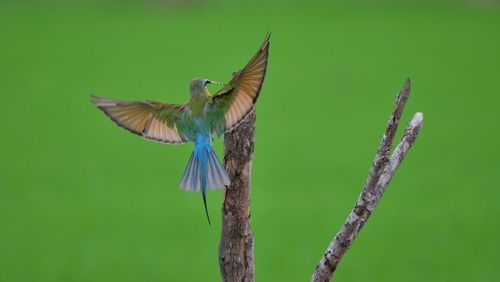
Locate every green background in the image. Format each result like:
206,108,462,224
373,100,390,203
1,0,499,281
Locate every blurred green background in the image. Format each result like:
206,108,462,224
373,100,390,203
1,0,499,281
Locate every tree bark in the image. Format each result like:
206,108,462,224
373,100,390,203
219,110,256,282
216,80,423,282
310,79,424,282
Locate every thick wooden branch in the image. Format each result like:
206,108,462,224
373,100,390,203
219,110,256,282
310,80,423,282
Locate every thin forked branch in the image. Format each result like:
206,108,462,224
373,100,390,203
310,79,423,282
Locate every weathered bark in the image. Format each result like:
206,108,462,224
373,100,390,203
219,110,256,282
310,79,424,282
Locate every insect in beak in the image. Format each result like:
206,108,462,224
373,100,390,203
208,80,226,86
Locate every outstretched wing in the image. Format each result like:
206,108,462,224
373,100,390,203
91,96,187,144
211,34,270,134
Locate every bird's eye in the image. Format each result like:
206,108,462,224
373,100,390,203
204,80,210,86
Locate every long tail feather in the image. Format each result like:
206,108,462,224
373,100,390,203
179,136,230,224
202,190,211,225
200,153,211,225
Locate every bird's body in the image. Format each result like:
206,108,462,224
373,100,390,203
92,35,270,224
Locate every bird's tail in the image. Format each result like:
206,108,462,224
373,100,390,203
179,137,230,224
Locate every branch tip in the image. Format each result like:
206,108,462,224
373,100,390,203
404,78,411,92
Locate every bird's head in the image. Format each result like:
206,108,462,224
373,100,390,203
190,78,225,97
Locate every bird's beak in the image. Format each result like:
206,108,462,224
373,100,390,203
209,80,226,86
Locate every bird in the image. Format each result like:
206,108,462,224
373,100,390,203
91,34,270,224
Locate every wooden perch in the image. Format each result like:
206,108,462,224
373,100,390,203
310,79,423,282
219,110,256,282
217,80,422,282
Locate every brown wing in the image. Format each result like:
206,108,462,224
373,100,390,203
211,34,270,133
91,96,187,144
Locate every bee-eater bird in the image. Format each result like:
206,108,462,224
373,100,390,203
91,34,270,224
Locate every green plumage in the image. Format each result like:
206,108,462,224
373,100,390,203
91,34,270,223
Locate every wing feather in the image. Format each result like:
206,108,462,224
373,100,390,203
91,95,187,144
211,34,270,133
